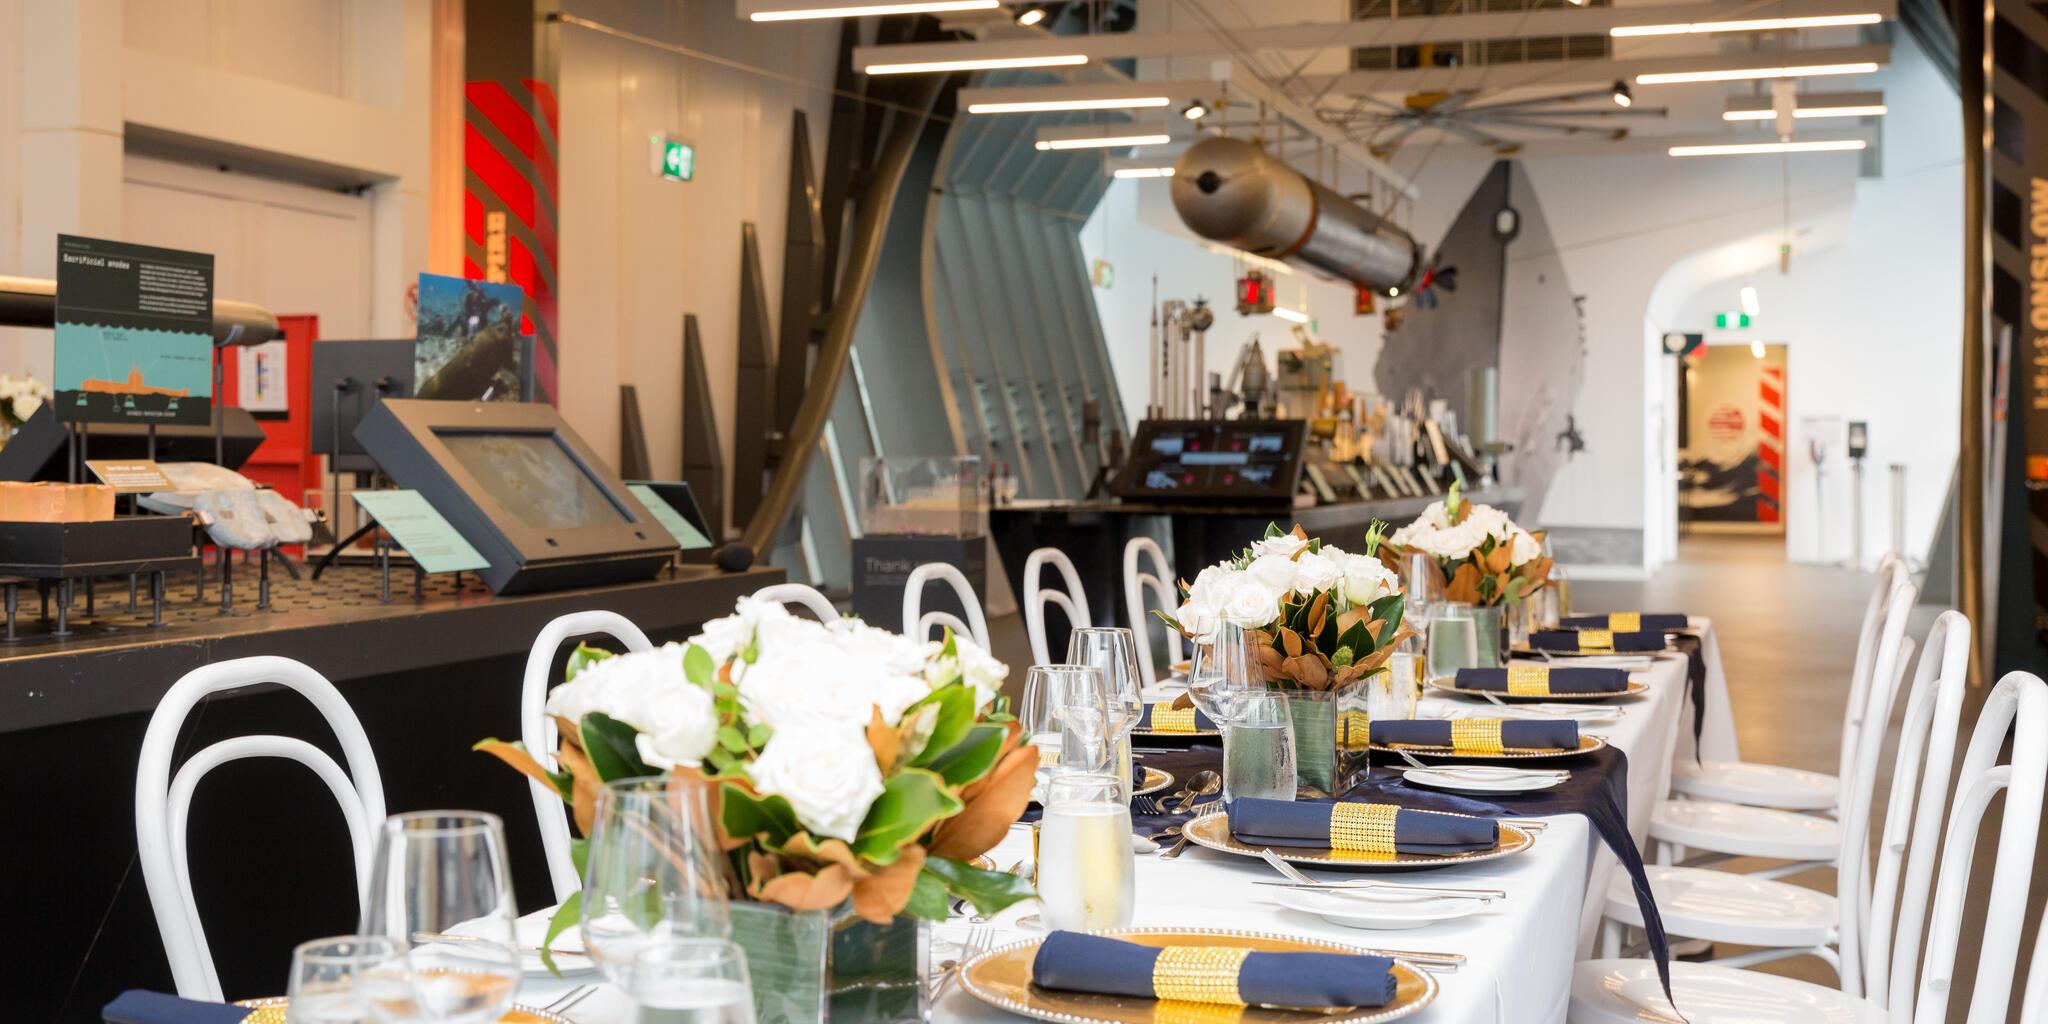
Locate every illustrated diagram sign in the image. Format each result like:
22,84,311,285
53,235,215,426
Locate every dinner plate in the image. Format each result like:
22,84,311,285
1426,676,1648,703
1418,703,1625,725
238,998,573,1023
505,909,597,976
1400,767,1569,794
1181,811,1536,870
1134,766,1175,797
958,926,1439,1023
1270,886,1493,931
1371,733,1607,761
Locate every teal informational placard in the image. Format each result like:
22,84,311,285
53,235,215,426
628,483,711,549
352,489,491,574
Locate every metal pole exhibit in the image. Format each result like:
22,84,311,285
1959,0,1988,685
1890,463,1907,560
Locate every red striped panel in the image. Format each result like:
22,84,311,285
1759,412,1782,439
466,123,535,229
1758,502,1781,523
1758,469,1781,500
463,255,485,279
1758,443,1782,471
465,191,485,246
523,79,558,133
1759,381,1781,408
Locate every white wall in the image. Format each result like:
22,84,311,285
555,0,839,537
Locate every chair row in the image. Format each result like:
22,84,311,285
1024,536,1184,685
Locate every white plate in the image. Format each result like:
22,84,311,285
1419,703,1625,725
512,907,598,976
1271,886,1493,930
1401,767,1569,794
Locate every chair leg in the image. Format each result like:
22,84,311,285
1601,918,1624,958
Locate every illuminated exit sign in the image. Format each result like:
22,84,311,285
1714,311,1752,329
649,135,696,182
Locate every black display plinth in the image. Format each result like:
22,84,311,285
850,534,986,635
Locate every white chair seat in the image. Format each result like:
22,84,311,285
1569,959,1884,1024
1670,759,1839,812
1604,866,1836,946
1650,799,1841,861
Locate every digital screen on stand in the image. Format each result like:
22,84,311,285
435,431,630,530
1114,420,1307,501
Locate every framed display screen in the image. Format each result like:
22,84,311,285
436,431,630,530
1111,419,1308,502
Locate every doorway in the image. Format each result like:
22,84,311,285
1678,342,1788,534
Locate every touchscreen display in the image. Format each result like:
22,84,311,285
1116,420,1304,499
436,431,628,529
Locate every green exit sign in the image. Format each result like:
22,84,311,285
650,135,695,182
1715,311,1752,329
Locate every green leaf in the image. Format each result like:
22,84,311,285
684,644,715,687
1264,521,1284,539
565,644,614,681
569,837,590,879
924,856,1036,917
907,685,978,767
902,867,953,921
1336,618,1372,658
747,722,773,747
942,628,958,662
1368,593,1406,648
579,712,654,782
721,782,800,846
712,680,739,702
717,724,750,753
852,768,962,864
1152,608,1185,634
924,723,1007,787
539,891,582,978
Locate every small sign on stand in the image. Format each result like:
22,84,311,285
351,490,490,603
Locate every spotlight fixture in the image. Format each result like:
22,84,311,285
748,0,998,20
1610,80,1632,108
1668,139,1867,156
1181,100,1209,120
1612,12,1882,37
1016,5,1046,25
1388,286,1401,297
1637,62,1879,85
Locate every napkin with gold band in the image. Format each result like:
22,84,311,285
1228,796,1498,854
1369,717,1580,752
1031,930,1398,1010
1455,665,1629,695
103,991,251,1024
1561,611,1688,633
1528,628,1664,654
1138,701,1217,733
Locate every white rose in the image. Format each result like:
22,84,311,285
1215,577,1282,628
543,644,716,769
740,634,929,732
1186,564,1232,606
1248,533,1307,559
1291,550,1342,595
632,675,719,769
1340,553,1398,606
1508,528,1543,566
1174,599,1221,642
13,393,41,420
1245,553,1299,594
691,595,809,664
951,637,1009,709
747,723,885,842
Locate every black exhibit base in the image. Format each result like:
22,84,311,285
7,561,782,1023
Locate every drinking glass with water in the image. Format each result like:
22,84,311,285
1036,773,1135,932
1223,690,1297,806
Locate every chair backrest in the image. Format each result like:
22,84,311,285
1124,536,1185,685
902,562,991,649
1839,557,1912,797
750,582,839,622
1024,547,1092,666
521,610,654,901
1913,671,2048,1024
136,656,386,1001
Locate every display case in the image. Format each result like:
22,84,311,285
858,456,987,538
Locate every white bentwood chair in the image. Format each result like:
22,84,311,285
1124,536,1185,686
750,582,840,622
520,610,654,901
902,561,991,648
1667,553,1908,812
136,656,387,1001
1571,667,2048,1024
1024,547,1092,666
1599,607,1967,993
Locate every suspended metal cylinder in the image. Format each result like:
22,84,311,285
1170,137,1423,293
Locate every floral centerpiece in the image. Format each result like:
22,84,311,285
477,596,1036,1019
1381,481,1552,607
0,373,48,444
1158,522,1411,795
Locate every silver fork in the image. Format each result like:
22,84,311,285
541,984,597,1015
1133,795,1163,816
931,925,994,1004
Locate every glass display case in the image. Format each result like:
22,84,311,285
859,456,987,538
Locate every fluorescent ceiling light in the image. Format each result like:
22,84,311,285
1723,104,1888,120
1612,13,1882,37
1112,166,1175,178
967,96,1169,114
1274,307,1310,323
1669,139,1868,156
1638,62,1879,84
750,0,997,21
1750,339,1766,359
1740,285,1760,316
867,53,1086,74
1035,133,1171,151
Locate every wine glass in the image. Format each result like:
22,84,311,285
1186,623,1261,724
287,936,398,1024
360,812,521,1024
1021,665,1115,788
581,776,746,1019
1065,628,1144,798
1036,773,1135,932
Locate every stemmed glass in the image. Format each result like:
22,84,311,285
359,812,521,1024
580,776,751,1022
287,936,399,1024
1065,628,1144,799
1186,624,1259,725
1021,664,1116,792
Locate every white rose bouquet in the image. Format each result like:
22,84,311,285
477,596,1037,954
0,372,49,429
1159,522,1409,691
1383,481,1553,607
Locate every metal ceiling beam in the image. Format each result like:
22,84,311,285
852,0,1893,67
1300,43,1889,95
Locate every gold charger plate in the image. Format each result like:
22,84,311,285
237,998,571,1023
958,927,1439,1024
1371,733,1607,761
1135,726,1221,740
1181,811,1535,870
1135,766,1176,797
1426,676,1648,703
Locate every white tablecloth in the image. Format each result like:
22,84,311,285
524,650,1694,1024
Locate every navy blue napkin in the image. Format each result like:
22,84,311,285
1137,702,1216,733
1530,629,1664,653
102,991,249,1024
1455,666,1628,694
1228,796,1497,853
1032,930,1397,1009
1560,612,1688,632
1369,718,1580,751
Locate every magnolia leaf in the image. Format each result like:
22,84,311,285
896,703,940,766
930,745,1037,860
777,832,871,878
852,768,962,864
683,644,714,687
757,863,856,911
570,836,589,879
1264,521,1284,539
721,782,800,848
554,741,602,836
1289,523,1308,541
924,855,1036,917
1369,593,1407,648
907,685,979,768
472,739,574,802
1279,627,1304,659
565,644,613,682
1335,618,1373,659
902,865,953,922
868,706,903,776
851,845,926,924
539,891,581,977
579,712,654,783
1152,608,1186,634
925,723,1007,788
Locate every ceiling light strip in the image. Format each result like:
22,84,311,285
1722,104,1888,120
1112,166,1176,178
1611,12,1882,37
1668,139,1868,156
968,96,1171,114
867,54,1086,74
1035,133,1172,151
750,0,998,21
1637,61,1879,84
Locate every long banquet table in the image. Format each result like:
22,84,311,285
519,623,1730,1024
